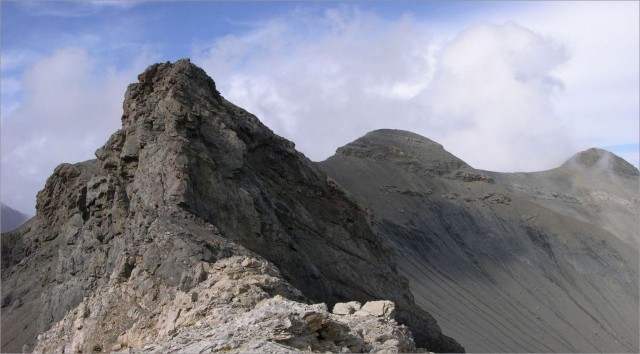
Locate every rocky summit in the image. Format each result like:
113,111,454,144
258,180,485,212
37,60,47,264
1,60,462,353
320,129,639,353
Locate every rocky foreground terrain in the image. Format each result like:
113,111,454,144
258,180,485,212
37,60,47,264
320,130,639,352
2,59,638,354
1,60,460,353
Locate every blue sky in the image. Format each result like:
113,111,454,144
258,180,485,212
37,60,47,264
1,1,509,73
2,1,639,214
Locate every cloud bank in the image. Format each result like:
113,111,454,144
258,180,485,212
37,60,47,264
194,7,576,172
426,22,571,171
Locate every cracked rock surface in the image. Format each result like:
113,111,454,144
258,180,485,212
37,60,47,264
1,60,461,353
34,256,422,353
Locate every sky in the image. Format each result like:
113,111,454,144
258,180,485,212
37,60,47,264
1,1,639,215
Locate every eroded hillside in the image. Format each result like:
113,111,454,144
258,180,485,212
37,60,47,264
320,129,639,353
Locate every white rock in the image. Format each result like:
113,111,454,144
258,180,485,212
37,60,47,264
33,258,417,354
357,300,396,319
332,301,362,315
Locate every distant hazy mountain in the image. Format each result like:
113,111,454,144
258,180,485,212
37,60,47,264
320,129,639,353
1,203,30,233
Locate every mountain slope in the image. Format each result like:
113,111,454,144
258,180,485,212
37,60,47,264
1,203,30,233
1,61,461,353
486,148,639,244
320,129,639,353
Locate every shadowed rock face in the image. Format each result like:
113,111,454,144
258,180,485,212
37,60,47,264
1,61,462,353
320,129,639,353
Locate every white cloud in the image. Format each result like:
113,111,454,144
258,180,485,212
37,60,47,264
0,77,21,96
484,1,640,156
1,47,151,214
1,76,23,119
193,6,590,171
1,49,42,74
424,22,573,171
194,6,436,161
193,3,638,172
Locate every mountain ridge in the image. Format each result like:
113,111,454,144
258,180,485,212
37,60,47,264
320,130,639,352
3,60,636,353
1,59,462,353
341,128,638,176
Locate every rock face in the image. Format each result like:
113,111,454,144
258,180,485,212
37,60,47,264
1,203,30,233
34,256,419,353
133,295,420,354
1,60,461,353
320,129,639,353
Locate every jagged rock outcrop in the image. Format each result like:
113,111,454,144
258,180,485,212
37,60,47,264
34,256,421,353
33,256,304,353
320,129,639,353
134,295,422,354
1,60,462,353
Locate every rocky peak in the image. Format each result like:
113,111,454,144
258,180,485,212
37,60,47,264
335,129,492,182
94,59,290,212
113,59,224,155
561,148,639,177
337,129,445,157
3,60,464,353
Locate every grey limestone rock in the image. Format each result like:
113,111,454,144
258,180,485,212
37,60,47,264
1,60,462,353
333,301,362,315
33,247,420,353
357,300,396,320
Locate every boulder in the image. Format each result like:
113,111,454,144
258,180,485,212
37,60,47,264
357,300,396,320
332,301,362,315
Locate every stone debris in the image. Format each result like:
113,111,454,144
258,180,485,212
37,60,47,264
35,256,421,353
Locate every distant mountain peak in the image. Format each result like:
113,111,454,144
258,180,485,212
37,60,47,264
364,129,444,147
349,129,444,149
1,203,30,233
336,129,447,159
562,148,639,176
333,129,479,178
